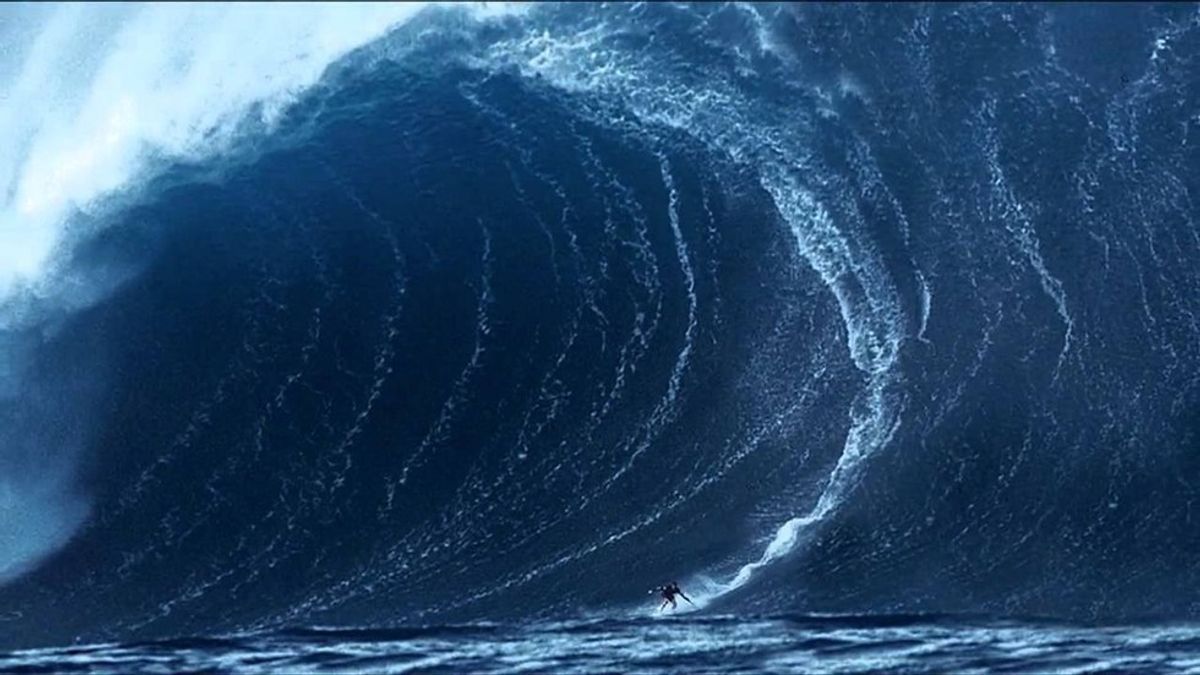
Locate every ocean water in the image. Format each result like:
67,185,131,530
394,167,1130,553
0,2,1198,672
6,616,1200,674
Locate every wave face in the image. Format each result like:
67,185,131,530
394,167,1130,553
1,3,1199,646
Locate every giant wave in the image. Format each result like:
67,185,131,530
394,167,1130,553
1,2,1198,648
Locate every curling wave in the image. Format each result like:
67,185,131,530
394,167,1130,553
1,2,1199,648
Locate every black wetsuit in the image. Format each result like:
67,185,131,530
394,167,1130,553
659,583,691,610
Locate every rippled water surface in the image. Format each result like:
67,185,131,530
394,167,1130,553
5,616,1200,674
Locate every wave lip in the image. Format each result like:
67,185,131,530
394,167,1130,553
0,3,445,297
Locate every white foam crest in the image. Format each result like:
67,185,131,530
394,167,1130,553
0,2,465,298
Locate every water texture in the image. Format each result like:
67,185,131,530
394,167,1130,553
0,2,1198,669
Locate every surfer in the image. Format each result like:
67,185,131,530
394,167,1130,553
656,581,693,611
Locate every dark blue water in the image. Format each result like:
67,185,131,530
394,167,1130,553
6,616,1200,674
1,2,1199,671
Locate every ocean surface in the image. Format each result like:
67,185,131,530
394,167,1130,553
6,615,1200,674
1,2,1198,672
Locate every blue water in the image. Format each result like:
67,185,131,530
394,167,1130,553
0,2,1198,671
6,616,1200,674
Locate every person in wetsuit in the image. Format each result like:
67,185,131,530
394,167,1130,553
657,581,693,611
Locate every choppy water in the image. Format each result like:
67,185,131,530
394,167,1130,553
5,616,1200,674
